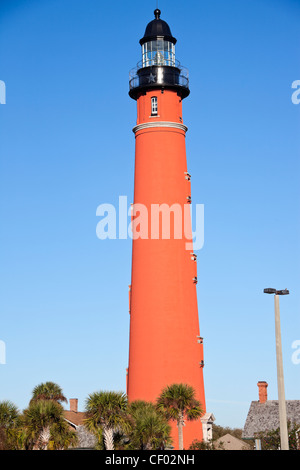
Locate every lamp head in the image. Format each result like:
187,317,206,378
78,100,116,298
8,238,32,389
263,288,289,295
264,288,277,294
276,289,289,295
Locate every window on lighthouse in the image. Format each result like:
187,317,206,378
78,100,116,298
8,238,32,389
151,96,158,115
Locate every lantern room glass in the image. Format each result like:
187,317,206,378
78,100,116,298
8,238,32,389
142,40,175,67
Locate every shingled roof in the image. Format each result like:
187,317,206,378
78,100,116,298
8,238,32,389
242,400,300,439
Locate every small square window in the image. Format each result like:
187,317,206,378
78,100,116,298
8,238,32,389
151,96,158,115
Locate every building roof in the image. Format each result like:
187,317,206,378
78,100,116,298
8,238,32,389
242,400,300,439
64,410,86,427
214,434,251,451
64,410,97,449
200,412,216,423
140,9,176,45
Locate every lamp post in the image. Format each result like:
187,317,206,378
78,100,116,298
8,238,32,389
264,288,289,450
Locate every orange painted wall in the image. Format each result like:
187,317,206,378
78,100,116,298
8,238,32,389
127,89,206,450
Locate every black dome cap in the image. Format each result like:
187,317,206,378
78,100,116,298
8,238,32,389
139,9,177,45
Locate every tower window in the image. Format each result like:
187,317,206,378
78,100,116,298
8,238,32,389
151,96,158,115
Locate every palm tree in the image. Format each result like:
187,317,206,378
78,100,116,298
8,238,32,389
23,399,65,449
0,401,20,450
0,401,20,428
156,383,204,450
30,381,67,405
127,400,172,450
49,420,78,450
84,391,131,450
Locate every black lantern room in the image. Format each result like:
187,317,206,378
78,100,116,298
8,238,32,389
129,9,190,100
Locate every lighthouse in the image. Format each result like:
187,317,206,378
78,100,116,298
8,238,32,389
127,10,206,449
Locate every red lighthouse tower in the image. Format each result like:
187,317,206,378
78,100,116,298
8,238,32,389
127,10,206,449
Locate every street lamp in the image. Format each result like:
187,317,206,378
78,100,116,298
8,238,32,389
264,287,290,450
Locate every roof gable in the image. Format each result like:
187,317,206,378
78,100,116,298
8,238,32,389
214,433,250,450
64,410,86,427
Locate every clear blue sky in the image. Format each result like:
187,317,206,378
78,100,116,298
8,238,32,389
0,0,299,430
